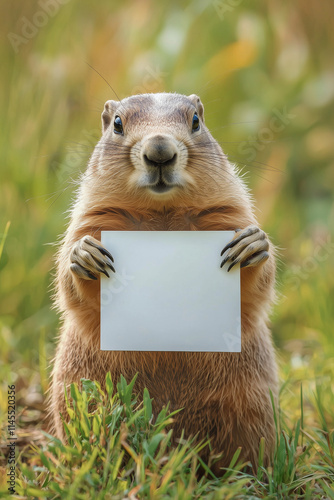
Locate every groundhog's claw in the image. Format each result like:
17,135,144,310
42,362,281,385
220,225,269,272
70,235,115,280
70,263,98,280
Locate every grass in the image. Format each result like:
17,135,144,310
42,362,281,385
0,372,333,499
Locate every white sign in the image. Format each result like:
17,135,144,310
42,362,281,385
100,231,241,352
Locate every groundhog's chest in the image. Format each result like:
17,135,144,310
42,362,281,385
86,207,232,232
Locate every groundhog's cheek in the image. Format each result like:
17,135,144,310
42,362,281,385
179,168,198,189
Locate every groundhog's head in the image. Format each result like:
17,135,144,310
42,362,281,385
85,93,233,211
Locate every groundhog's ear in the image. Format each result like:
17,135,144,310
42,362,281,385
101,100,118,133
187,94,204,122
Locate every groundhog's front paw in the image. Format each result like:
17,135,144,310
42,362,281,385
70,235,115,280
220,225,269,272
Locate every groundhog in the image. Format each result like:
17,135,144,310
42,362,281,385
51,92,278,474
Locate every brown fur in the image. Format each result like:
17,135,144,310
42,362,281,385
50,93,278,475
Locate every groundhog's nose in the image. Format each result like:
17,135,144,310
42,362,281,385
142,135,178,168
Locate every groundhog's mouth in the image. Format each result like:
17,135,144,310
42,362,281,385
149,179,175,194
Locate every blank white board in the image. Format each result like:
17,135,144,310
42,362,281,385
100,231,241,352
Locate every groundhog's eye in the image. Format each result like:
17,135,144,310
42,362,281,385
192,112,200,132
114,116,123,135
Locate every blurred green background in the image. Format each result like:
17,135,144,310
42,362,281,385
1,0,333,429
